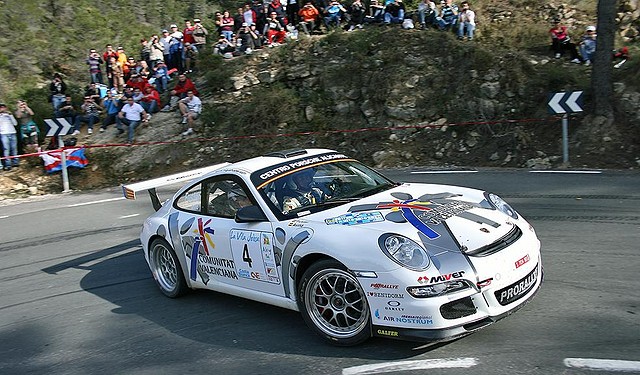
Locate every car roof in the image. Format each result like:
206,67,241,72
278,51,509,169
217,148,339,175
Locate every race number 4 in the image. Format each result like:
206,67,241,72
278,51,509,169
242,244,253,268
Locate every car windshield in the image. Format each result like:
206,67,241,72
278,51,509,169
255,159,396,219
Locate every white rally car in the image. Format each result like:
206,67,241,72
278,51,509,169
123,148,542,346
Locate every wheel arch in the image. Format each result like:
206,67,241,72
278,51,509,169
294,253,337,292
147,234,193,290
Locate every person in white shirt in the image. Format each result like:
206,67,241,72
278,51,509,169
116,97,148,144
457,1,476,40
178,90,202,136
0,103,19,170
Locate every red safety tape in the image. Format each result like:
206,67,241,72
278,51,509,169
1,116,562,161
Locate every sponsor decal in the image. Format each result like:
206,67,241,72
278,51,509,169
515,254,530,269
325,212,385,226
387,300,401,307
197,254,238,280
381,315,434,325
230,230,281,285
253,152,351,186
495,265,538,306
180,217,218,284
370,283,400,290
417,271,465,284
480,228,490,233
288,219,308,227
376,329,399,337
368,292,405,299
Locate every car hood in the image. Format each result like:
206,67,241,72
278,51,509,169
291,183,518,271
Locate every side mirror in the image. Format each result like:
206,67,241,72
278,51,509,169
235,205,268,222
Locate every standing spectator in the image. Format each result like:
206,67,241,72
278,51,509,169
383,0,404,25
164,73,199,111
192,19,209,53
183,43,199,73
140,38,151,67
243,5,257,26
214,12,224,35
265,12,287,46
116,97,148,144
168,27,184,72
49,73,67,116
100,91,121,131
56,95,76,126
287,0,301,26
140,86,161,116
116,47,129,77
86,49,104,84
149,35,164,67
579,26,597,66
417,0,436,29
153,61,170,93
549,20,581,63
299,1,320,35
0,103,19,171
179,90,202,136
160,29,172,67
436,0,458,31
73,96,102,135
347,0,366,31
14,100,39,151
234,8,246,33
108,56,125,93
457,1,475,40
183,20,196,45
220,11,235,41
125,57,137,82
102,44,119,71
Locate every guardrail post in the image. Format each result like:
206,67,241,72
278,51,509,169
58,136,70,192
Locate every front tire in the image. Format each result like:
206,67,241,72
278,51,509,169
297,259,371,346
148,238,188,298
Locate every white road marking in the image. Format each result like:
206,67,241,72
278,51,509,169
529,170,602,174
0,215,8,219
564,358,640,372
342,358,478,375
411,170,478,174
66,197,125,207
119,214,140,219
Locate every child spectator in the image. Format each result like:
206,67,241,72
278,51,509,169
457,1,475,40
549,20,581,63
579,26,597,66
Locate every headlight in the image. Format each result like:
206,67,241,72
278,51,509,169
407,280,472,298
378,234,430,270
486,193,519,220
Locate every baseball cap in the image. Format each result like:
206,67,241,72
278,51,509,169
194,18,201,22
162,29,169,33
0,103,6,107
170,24,178,28
586,25,596,32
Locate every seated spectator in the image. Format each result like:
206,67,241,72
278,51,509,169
164,73,198,111
179,90,203,136
49,73,67,116
298,1,320,35
131,88,144,104
265,12,287,46
116,96,149,144
126,72,150,92
365,0,385,23
436,0,458,30
56,95,77,126
84,82,102,105
613,46,629,69
579,26,597,66
100,91,122,131
417,0,436,29
383,0,405,25
153,61,170,93
237,23,261,53
140,86,161,115
125,57,137,82
14,100,39,151
324,1,347,29
213,34,237,57
457,1,475,40
73,96,102,135
183,42,198,73
136,60,152,78
347,0,366,31
268,0,287,25
549,20,581,63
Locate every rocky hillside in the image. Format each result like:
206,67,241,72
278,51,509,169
0,0,639,199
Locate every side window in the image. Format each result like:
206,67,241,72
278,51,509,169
205,179,253,218
175,183,203,212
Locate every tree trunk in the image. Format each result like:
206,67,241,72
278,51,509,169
591,0,618,117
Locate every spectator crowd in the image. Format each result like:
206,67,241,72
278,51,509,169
0,0,625,172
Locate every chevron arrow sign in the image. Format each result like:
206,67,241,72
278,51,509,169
548,91,584,114
45,118,73,137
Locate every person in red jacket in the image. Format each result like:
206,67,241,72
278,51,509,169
163,73,198,111
183,19,196,44
125,72,150,92
140,85,161,116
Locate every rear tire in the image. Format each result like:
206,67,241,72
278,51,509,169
297,259,371,346
149,238,188,298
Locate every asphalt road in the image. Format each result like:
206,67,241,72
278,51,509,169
0,168,639,375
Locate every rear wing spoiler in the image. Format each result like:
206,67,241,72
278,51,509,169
122,163,231,211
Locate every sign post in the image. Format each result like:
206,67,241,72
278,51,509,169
547,91,584,164
45,118,73,192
